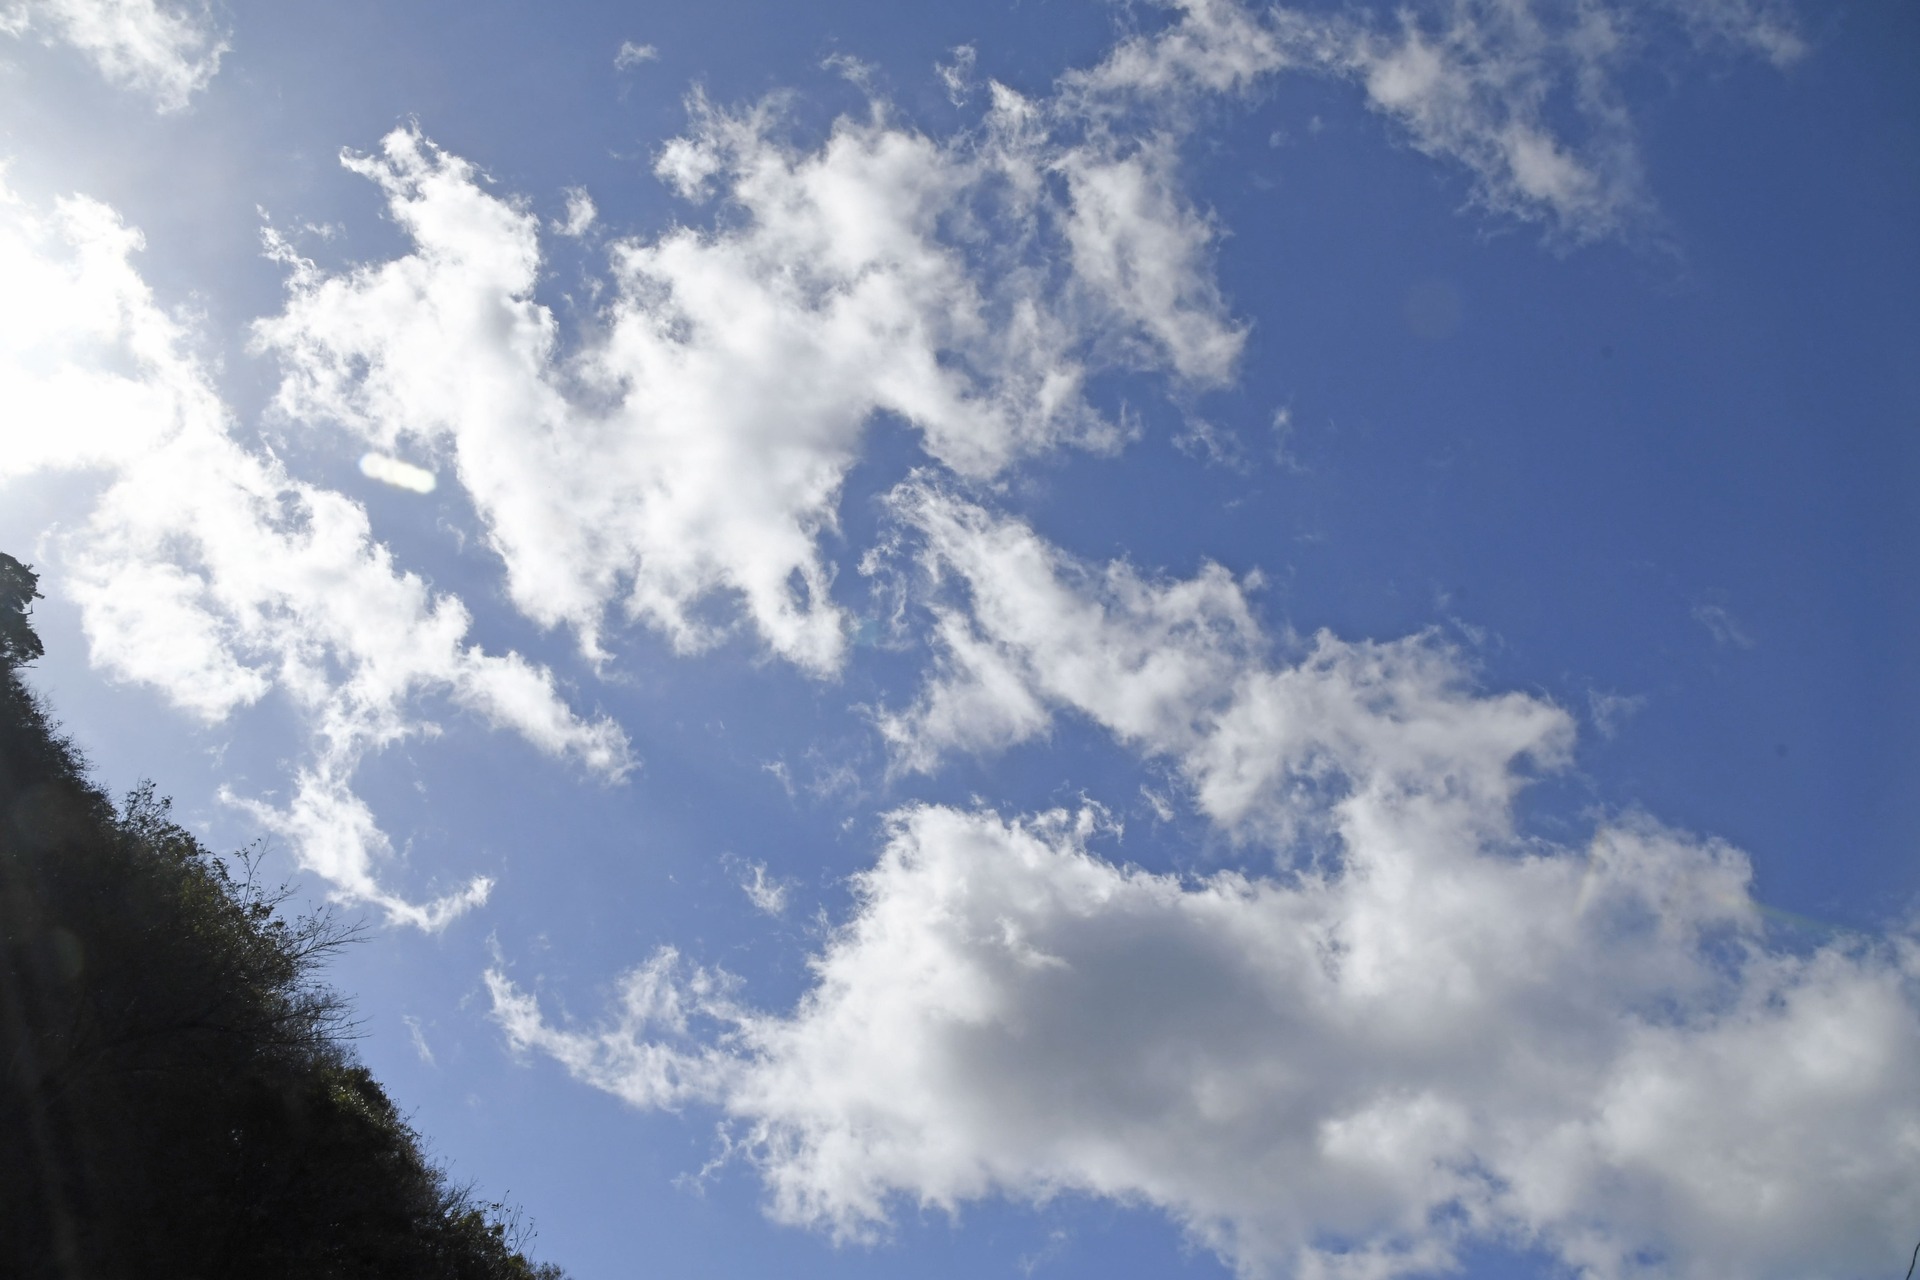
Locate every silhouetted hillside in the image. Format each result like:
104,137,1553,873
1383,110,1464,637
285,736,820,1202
0,552,567,1280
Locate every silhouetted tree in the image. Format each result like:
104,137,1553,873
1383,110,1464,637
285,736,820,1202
0,552,566,1280
0,552,42,668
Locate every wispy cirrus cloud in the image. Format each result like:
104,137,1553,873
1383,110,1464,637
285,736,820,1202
1073,0,1804,243
1692,600,1756,650
1,0,227,110
737,860,791,917
614,39,658,70
0,181,629,928
1314,0,1802,241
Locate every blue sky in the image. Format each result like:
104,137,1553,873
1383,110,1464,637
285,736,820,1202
1,0,1916,1276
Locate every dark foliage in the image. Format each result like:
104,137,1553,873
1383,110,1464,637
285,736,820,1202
0,554,566,1280
0,552,43,668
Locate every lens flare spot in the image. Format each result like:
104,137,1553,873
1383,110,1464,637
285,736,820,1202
358,452,436,494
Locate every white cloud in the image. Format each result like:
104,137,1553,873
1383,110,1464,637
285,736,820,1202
251,0,1809,682
252,104,1243,672
1056,139,1245,384
0,180,630,927
1302,0,1807,241
880,484,1569,848
495,796,1918,1278
0,191,189,483
614,40,659,70
1062,0,1293,103
440,8,1909,1274
739,861,791,916
1586,688,1646,738
554,186,597,238
877,481,1260,770
1063,0,1803,243
1294,0,1650,242
1,0,226,110
497,488,1919,1272
877,604,1053,773
935,43,976,106
1657,0,1806,66
403,1014,438,1067
820,51,878,92
1691,600,1755,650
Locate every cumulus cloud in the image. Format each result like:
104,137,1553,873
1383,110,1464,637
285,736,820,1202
251,96,1242,672
496,544,1919,1275
247,0,1810,678
494,800,1918,1279
0,0,227,110
875,481,1258,766
0,181,629,927
0,192,186,482
448,6,1905,1273
879,483,1568,848
497,480,1917,1274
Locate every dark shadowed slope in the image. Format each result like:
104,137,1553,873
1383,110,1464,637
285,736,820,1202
0,551,568,1280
